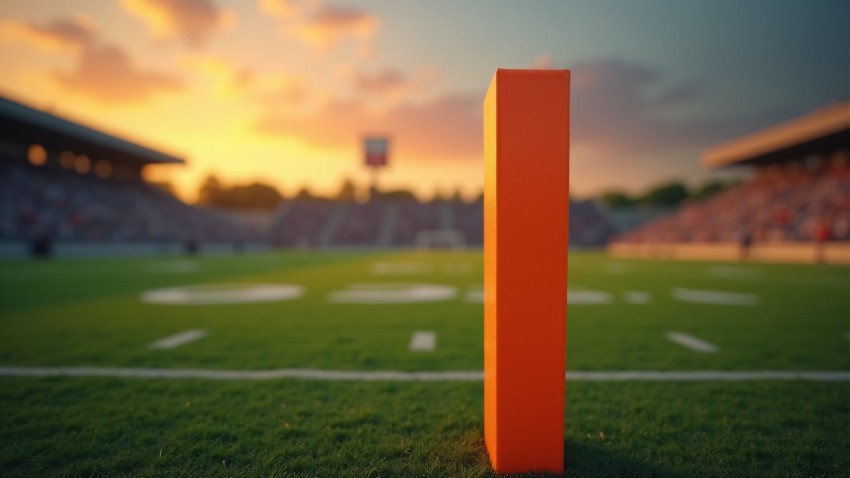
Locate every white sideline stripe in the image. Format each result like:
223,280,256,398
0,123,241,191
672,287,759,306
150,330,208,349
569,290,613,304
409,331,436,351
465,290,484,303
327,284,457,304
625,291,651,304
667,331,719,353
142,284,304,305
1,366,849,382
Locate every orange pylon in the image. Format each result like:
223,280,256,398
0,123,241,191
483,69,570,474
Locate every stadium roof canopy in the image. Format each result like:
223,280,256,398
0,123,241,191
702,100,850,168
0,96,184,165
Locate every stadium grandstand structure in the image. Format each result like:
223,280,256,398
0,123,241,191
0,95,617,255
611,100,850,264
0,96,260,254
266,196,614,249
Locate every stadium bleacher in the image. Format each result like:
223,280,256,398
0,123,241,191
615,101,850,248
0,161,253,244
266,196,615,249
617,164,850,244
1,96,618,253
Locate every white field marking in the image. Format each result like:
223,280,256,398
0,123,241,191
441,263,475,275
568,290,613,305
149,329,207,350
605,262,628,274
465,290,484,303
327,283,457,304
466,288,613,305
625,291,651,304
143,261,199,274
666,331,719,354
409,331,437,351
1,366,849,382
371,262,432,275
469,288,612,304
672,287,759,306
706,265,759,280
141,284,304,305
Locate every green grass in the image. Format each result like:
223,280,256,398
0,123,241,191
1,250,849,476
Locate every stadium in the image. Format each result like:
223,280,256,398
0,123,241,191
1,2,849,477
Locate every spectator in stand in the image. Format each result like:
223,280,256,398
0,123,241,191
617,162,850,246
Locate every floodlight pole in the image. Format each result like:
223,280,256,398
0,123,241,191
483,69,570,474
369,165,380,198
363,136,389,201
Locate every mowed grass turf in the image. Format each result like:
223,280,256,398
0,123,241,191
0,250,849,476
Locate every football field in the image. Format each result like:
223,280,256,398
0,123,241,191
1,250,849,476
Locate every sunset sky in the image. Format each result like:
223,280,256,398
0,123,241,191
1,0,848,202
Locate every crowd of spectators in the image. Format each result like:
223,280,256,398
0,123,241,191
617,163,850,244
2,159,619,250
569,200,619,247
266,196,615,248
0,162,253,245
267,200,337,248
390,200,442,246
331,201,386,246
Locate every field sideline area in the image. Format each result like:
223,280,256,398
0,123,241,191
1,250,849,476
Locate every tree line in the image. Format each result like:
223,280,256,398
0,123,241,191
153,174,742,210
599,179,741,209
191,174,474,210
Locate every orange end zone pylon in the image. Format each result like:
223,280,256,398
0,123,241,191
483,69,570,474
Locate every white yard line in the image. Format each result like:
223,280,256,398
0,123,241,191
672,287,759,306
149,330,208,350
465,290,484,303
327,284,457,304
142,284,304,305
409,331,437,351
666,331,719,353
568,290,613,305
625,291,651,304
0,366,848,381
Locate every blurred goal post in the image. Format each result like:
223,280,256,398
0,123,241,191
414,230,466,250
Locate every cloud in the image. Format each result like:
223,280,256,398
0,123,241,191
254,57,766,169
53,45,183,103
1,14,183,104
192,57,254,97
121,0,233,48
255,73,310,108
256,93,481,160
259,0,299,19
570,58,757,157
533,53,553,69
287,5,378,53
354,69,407,97
0,16,95,53
351,67,440,101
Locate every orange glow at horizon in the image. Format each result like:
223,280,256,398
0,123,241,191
0,1,487,206
2,1,796,203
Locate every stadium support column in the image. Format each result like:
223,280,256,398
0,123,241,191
483,69,570,474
